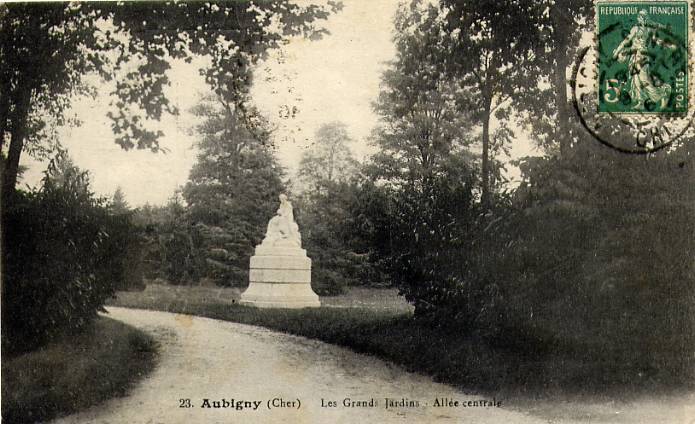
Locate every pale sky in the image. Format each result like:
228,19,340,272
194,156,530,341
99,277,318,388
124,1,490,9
21,0,537,206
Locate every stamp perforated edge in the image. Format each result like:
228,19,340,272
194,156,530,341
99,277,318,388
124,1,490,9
593,0,693,116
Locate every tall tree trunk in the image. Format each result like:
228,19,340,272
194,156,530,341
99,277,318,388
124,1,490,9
481,92,492,208
2,87,31,199
0,91,9,153
550,6,573,156
327,145,335,184
553,43,570,155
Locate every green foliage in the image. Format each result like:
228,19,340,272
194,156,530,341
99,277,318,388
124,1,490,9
296,181,357,295
183,95,284,286
295,121,368,295
110,187,129,214
511,0,593,151
437,0,545,202
367,1,505,325
343,180,395,286
296,177,399,295
499,142,695,375
376,156,500,327
100,212,146,292
136,193,205,285
132,203,171,280
160,225,204,285
298,121,358,192
1,153,144,353
371,2,472,191
131,94,286,288
370,5,695,380
105,187,146,292
1,1,337,193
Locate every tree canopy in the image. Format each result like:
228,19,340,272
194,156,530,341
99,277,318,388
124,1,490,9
298,121,358,193
512,0,594,153
370,1,474,192
183,93,284,285
437,0,545,203
0,1,338,196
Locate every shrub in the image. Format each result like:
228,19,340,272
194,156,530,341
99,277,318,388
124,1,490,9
370,158,510,336
499,142,695,379
2,189,107,352
159,227,200,284
311,267,348,296
101,211,146,292
131,198,206,284
296,182,363,295
372,138,695,381
1,155,144,353
345,180,396,287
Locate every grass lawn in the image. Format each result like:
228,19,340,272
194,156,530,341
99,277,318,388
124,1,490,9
113,282,413,312
2,316,158,424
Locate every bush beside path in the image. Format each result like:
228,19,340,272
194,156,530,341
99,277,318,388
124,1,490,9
2,317,157,424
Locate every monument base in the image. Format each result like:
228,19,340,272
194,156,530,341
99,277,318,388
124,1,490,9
240,250,320,309
239,282,321,308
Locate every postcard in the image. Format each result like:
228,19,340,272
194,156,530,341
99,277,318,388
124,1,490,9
2,1,694,423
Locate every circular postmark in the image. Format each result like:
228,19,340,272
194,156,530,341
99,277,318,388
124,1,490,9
572,3,694,154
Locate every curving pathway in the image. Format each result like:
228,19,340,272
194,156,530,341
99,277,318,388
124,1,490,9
51,307,694,424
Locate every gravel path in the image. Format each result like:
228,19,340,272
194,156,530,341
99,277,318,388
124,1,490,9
49,307,542,424
51,307,694,424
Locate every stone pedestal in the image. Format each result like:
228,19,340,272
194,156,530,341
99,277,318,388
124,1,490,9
240,243,320,309
240,194,320,308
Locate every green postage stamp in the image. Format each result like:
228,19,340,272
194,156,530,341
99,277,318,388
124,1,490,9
597,1,689,114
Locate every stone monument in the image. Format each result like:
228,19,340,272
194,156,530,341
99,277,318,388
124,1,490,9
240,194,320,308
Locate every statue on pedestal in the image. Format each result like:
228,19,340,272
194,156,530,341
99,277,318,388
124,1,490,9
240,194,320,308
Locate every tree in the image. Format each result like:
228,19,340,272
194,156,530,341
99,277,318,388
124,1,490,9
0,1,338,197
498,138,695,381
106,185,147,291
111,186,129,214
343,179,395,287
295,123,363,294
370,1,473,192
544,1,593,153
1,151,142,352
298,121,358,193
295,180,362,295
130,191,203,284
440,0,544,204
36,148,87,193
131,203,169,280
514,1,593,154
367,2,495,317
183,94,284,285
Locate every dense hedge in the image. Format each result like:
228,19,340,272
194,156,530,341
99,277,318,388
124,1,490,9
368,141,695,381
499,143,695,379
2,175,144,354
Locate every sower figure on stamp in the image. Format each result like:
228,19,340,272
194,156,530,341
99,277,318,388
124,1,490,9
612,10,675,110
